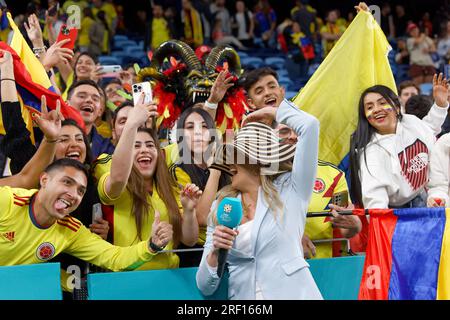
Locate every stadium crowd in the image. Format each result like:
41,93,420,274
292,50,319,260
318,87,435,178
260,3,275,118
0,0,449,300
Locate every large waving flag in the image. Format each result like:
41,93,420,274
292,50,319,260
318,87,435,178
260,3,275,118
358,207,450,300
292,10,397,168
0,12,84,141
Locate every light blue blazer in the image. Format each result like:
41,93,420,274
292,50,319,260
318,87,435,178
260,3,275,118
196,99,323,300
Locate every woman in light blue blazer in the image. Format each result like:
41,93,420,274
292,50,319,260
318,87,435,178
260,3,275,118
196,98,323,299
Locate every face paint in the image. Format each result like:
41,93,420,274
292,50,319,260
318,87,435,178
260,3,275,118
365,104,394,121
381,104,393,112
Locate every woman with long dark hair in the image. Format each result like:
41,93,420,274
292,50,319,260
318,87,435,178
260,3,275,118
98,96,202,270
169,107,230,267
349,74,449,209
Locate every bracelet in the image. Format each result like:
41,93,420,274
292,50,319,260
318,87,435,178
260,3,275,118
33,46,47,59
1,78,15,82
32,46,47,53
204,100,218,110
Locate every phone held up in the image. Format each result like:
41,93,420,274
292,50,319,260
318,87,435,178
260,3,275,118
56,24,78,50
132,82,154,128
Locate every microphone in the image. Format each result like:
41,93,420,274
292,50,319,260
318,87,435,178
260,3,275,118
216,197,243,277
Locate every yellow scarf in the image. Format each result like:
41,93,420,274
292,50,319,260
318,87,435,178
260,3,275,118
184,8,203,47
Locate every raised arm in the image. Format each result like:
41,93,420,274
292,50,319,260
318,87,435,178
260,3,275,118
2,97,62,188
203,70,234,120
179,183,201,246
275,99,319,202
421,73,449,135
0,50,38,174
104,95,158,198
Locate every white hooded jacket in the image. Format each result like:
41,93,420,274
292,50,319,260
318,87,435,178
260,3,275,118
359,102,449,209
427,132,450,205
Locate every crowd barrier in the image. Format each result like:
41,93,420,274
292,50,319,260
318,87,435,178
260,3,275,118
0,263,62,300
0,255,365,300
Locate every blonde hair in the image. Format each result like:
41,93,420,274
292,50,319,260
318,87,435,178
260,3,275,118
209,161,292,226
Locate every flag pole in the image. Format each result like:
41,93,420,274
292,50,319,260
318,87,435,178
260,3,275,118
306,209,369,218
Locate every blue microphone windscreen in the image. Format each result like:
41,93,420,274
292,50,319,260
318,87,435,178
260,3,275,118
216,197,243,228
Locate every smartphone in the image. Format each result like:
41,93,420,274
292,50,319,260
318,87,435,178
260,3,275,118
98,65,122,78
132,82,153,106
56,24,78,50
48,3,59,17
92,203,103,224
331,191,349,207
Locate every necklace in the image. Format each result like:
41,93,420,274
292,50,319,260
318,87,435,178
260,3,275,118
241,195,255,220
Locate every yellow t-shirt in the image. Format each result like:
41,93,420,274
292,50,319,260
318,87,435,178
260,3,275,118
92,144,179,183
92,3,117,35
320,23,346,57
95,120,112,139
168,163,207,245
151,18,170,50
305,161,350,259
0,186,157,289
78,16,95,47
97,173,181,270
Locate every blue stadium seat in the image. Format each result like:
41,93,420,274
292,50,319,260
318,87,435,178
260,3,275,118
265,57,286,70
113,35,129,42
236,51,249,58
124,45,144,54
277,69,289,77
110,51,130,65
445,64,450,78
278,76,293,88
241,57,264,69
420,83,433,95
98,56,121,66
114,40,138,50
307,63,320,77
285,91,298,100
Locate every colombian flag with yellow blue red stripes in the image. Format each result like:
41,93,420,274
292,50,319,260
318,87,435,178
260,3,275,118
292,10,396,169
0,12,84,141
359,207,450,300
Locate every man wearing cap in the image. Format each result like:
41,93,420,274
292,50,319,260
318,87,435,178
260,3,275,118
406,22,437,85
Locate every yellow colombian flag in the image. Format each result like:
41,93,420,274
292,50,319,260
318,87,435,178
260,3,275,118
292,10,397,166
0,13,53,140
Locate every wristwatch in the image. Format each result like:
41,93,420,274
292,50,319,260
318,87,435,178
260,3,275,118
149,239,164,253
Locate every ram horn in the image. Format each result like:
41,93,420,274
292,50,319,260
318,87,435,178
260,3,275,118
205,46,241,75
150,40,201,72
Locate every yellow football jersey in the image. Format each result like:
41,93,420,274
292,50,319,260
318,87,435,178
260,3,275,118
97,173,181,270
0,186,157,270
92,144,179,183
305,161,350,259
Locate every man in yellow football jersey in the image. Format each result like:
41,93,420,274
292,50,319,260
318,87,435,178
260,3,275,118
0,158,173,276
276,123,362,258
